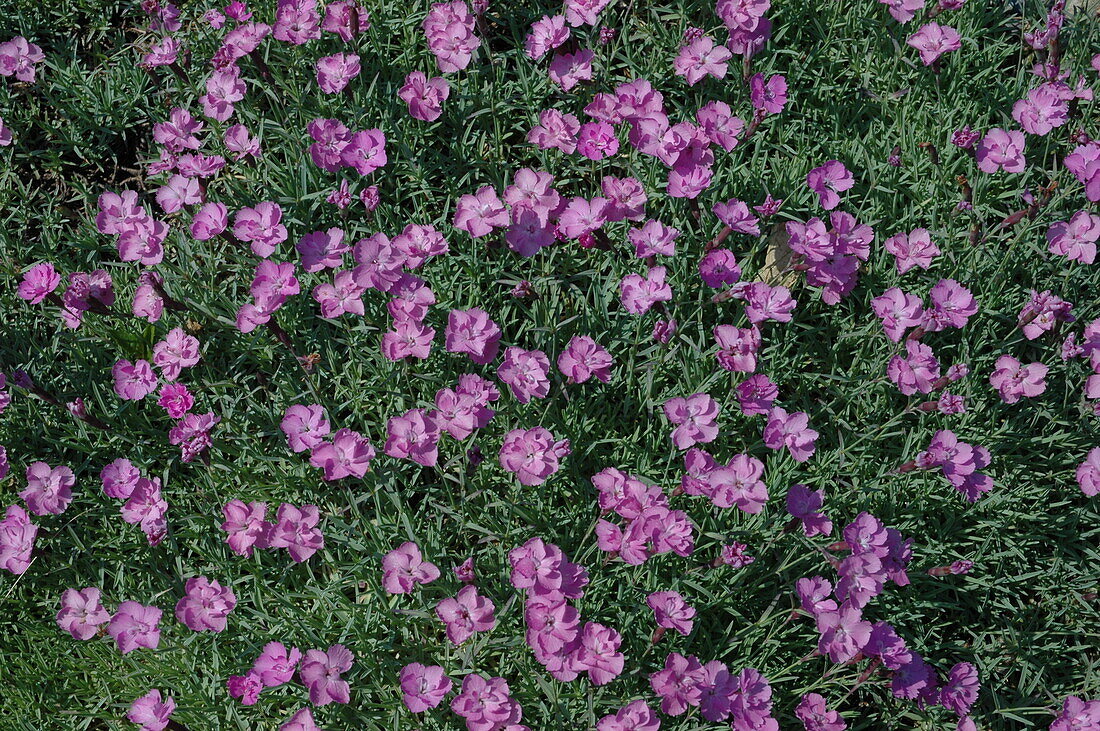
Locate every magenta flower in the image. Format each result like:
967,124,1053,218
787,484,833,537
527,108,580,153
574,621,625,685
499,427,570,486
266,503,324,562
0,37,45,83
297,227,349,273
699,249,742,288
650,652,705,715
227,672,263,706
923,278,978,332
907,22,961,65
451,674,522,729
816,604,872,663
976,128,1025,173
629,219,679,257
497,346,552,403
175,576,236,633
436,584,497,645
445,307,502,364
940,662,980,716
664,393,720,449
382,542,440,594
398,71,450,121
713,198,761,236
714,324,761,373
20,461,75,516
525,15,570,60
673,36,732,85
152,328,200,381
220,499,268,557
454,185,508,238
750,73,788,114
576,121,620,160
557,335,613,384
871,287,924,341
56,587,110,640
127,689,175,731
381,319,436,361
312,269,365,318
806,160,854,210
647,590,696,635
989,355,1047,403
733,281,797,324
736,373,777,416
795,692,847,731
400,662,452,712
888,340,941,395
1012,84,1068,136
253,641,302,687
299,644,353,706
234,202,288,257
763,406,819,462
17,262,61,304
597,700,660,731
384,408,441,467
112,359,157,401
884,228,939,274
315,52,360,94
0,505,37,575
620,266,673,314
1078,448,1100,497
1047,210,1099,264
308,428,375,480
280,708,322,731
109,601,162,654
558,196,608,239
708,454,768,513
548,49,594,91
281,404,330,453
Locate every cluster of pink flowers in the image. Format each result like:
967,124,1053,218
681,448,768,513
593,468,695,565
783,209,873,304
423,1,481,73
648,654,778,726
909,430,994,502
101,458,169,546
220,500,324,562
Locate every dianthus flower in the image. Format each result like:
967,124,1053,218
299,644,353,706
20,462,75,516
127,690,175,731
400,662,452,712
56,587,110,640
499,428,570,485
109,601,162,654
175,576,236,633
382,542,440,594
266,503,324,562
436,585,496,645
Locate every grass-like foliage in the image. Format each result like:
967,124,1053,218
1,0,1099,729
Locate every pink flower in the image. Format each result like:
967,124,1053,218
647,590,695,635
557,335,613,383
451,674,522,729
157,383,193,419
398,71,450,121
281,404,330,453
1047,210,1100,264
175,576,236,633
0,115,11,146
315,52,360,94
220,500,268,557
109,601,162,654
907,22,961,65
576,121,620,160
381,319,436,361
308,428,375,480
153,328,200,381
56,587,110,640
454,185,508,238
120,477,167,546
497,347,552,403
989,355,1047,404
763,406,819,462
266,504,324,562
699,249,742,288
565,0,613,26
663,393,720,449
597,700,660,731
1077,447,1100,497
382,542,440,594
20,461,75,516
795,692,847,731
787,484,833,537
299,644,353,706
1012,84,1068,136
574,621,625,685
436,584,497,644
499,427,570,486
528,109,580,153
401,662,452,712
322,1,370,41
673,36,732,85
227,672,263,705
806,160,854,210
525,15,570,59
280,708,322,731
445,308,502,364
871,287,924,341
816,604,872,663
887,340,941,395
884,228,939,274
112,359,158,401
737,373,777,415
384,408,441,466
253,641,302,687
629,219,679,257
976,128,1025,173
225,123,261,159
548,49,594,91
191,202,228,240
200,65,245,121
650,652,705,715
750,73,788,114
713,324,761,373
297,227,349,273
0,36,45,83
234,202,288,257
733,281,797,324
312,269,365,318
341,128,388,175
1065,142,1100,202
879,0,925,22
168,411,220,463
17,263,61,304
127,689,175,731
923,278,977,331
620,266,673,314
155,174,202,214
0,505,37,575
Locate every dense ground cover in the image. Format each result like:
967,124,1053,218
1,0,1099,729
